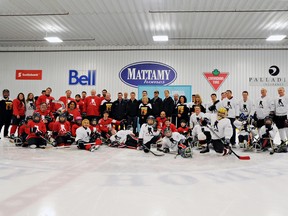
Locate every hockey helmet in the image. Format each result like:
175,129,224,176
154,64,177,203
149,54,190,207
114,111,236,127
90,118,97,126
33,112,41,122
67,114,73,122
217,107,227,119
126,125,133,132
26,115,33,121
164,127,172,137
59,113,67,122
19,119,26,126
147,115,155,125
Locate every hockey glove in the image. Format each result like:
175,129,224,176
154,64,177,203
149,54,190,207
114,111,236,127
201,117,210,126
224,138,230,147
65,131,72,137
35,131,43,136
163,148,170,153
45,115,53,123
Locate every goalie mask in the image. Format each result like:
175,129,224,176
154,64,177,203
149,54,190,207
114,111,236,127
180,146,192,158
164,127,172,138
217,107,227,120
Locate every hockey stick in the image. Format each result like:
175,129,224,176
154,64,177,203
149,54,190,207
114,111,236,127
141,143,165,156
207,125,250,160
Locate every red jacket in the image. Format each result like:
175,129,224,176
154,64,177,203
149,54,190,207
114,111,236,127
53,121,71,136
177,126,190,135
26,121,47,139
35,109,54,122
67,108,81,121
84,96,101,116
76,100,85,114
156,117,167,129
98,118,120,133
19,124,27,136
36,94,55,111
162,123,178,133
12,99,26,116
57,96,76,109
71,124,81,137
90,125,100,133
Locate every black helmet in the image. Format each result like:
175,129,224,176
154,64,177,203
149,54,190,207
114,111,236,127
59,113,67,122
33,112,41,122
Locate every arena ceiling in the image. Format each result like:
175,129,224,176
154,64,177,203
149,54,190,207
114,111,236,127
0,0,288,49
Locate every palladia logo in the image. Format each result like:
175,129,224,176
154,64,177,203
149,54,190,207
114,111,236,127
249,66,287,86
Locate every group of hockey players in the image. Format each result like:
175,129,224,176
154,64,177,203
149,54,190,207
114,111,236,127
0,85,287,156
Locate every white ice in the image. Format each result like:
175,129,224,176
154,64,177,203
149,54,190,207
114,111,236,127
0,137,287,216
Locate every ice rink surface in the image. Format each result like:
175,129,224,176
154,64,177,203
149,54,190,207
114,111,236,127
0,138,287,216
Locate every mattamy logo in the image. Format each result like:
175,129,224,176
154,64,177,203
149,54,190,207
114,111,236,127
119,61,177,88
249,65,287,86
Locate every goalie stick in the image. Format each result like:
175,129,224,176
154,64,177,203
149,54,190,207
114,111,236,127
206,125,250,160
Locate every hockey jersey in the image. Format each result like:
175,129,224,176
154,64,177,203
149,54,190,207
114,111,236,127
239,99,255,116
189,112,205,128
255,96,273,120
84,96,101,116
36,94,55,111
12,99,26,116
259,124,278,139
110,129,134,143
221,97,239,118
75,127,91,142
161,132,186,151
53,121,71,136
139,123,160,144
26,121,47,139
98,118,120,133
272,96,288,116
210,116,233,140
57,96,75,109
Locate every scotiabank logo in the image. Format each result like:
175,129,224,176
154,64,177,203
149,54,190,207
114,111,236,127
16,70,42,80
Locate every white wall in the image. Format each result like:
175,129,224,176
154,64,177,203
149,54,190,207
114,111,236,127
0,49,287,104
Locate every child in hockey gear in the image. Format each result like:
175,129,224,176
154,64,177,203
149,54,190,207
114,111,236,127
189,106,205,129
72,116,82,137
52,113,74,147
233,113,250,149
161,119,177,134
258,117,280,152
109,125,136,148
138,115,161,153
75,119,99,152
26,112,47,148
13,117,31,146
35,103,55,131
177,120,191,137
98,111,121,140
160,127,186,153
201,107,233,155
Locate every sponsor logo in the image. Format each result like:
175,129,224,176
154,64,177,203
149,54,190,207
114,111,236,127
119,61,177,88
249,66,287,86
69,70,96,85
16,70,42,80
203,69,229,91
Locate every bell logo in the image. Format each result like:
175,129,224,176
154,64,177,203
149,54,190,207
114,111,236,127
69,70,96,85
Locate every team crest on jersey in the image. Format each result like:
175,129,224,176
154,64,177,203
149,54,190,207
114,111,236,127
278,99,284,107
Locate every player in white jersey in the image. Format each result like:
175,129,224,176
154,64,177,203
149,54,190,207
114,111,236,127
109,125,136,148
239,91,255,118
161,128,186,152
271,87,288,145
76,119,98,151
221,90,239,147
254,88,273,128
189,106,205,129
138,116,161,153
206,93,221,114
200,107,233,155
258,117,279,152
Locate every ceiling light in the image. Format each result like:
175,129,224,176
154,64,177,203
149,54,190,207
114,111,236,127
44,37,63,43
153,35,168,42
266,35,286,41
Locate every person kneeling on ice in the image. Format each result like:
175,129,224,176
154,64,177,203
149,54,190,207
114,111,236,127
98,111,122,140
25,112,47,148
160,127,192,158
200,107,233,156
177,120,191,137
13,116,33,146
258,117,283,152
75,119,100,152
138,116,161,153
52,113,74,147
191,115,211,150
109,125,137,148
233,113,250,149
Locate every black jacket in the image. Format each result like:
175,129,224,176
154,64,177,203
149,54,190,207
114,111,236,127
162,96,174,117
126,99,139,117
111,99,127,120
151,97,163,117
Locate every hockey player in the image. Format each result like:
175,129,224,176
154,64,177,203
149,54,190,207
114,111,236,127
233,113,250,149
189,105,205,129
206,93,221,115
10,92,26,139
13,116,33,146
161,118,178,134
271,87,288,146
221,90,239,147
98,111,122,139
138,116,161,153
36,87,55,112
35,102,55,130
75,119,98,152
109,125,137,148
52,113,74,147
57,90,75,109
191,115,211,150
258,117,279,152
177,120,191,137
200,107,233,155
83,89,101,122
67,101,81,123
255,88,273,128
26,112,47,148
160,127,191,158
71,116,82,137
239,91,255,120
